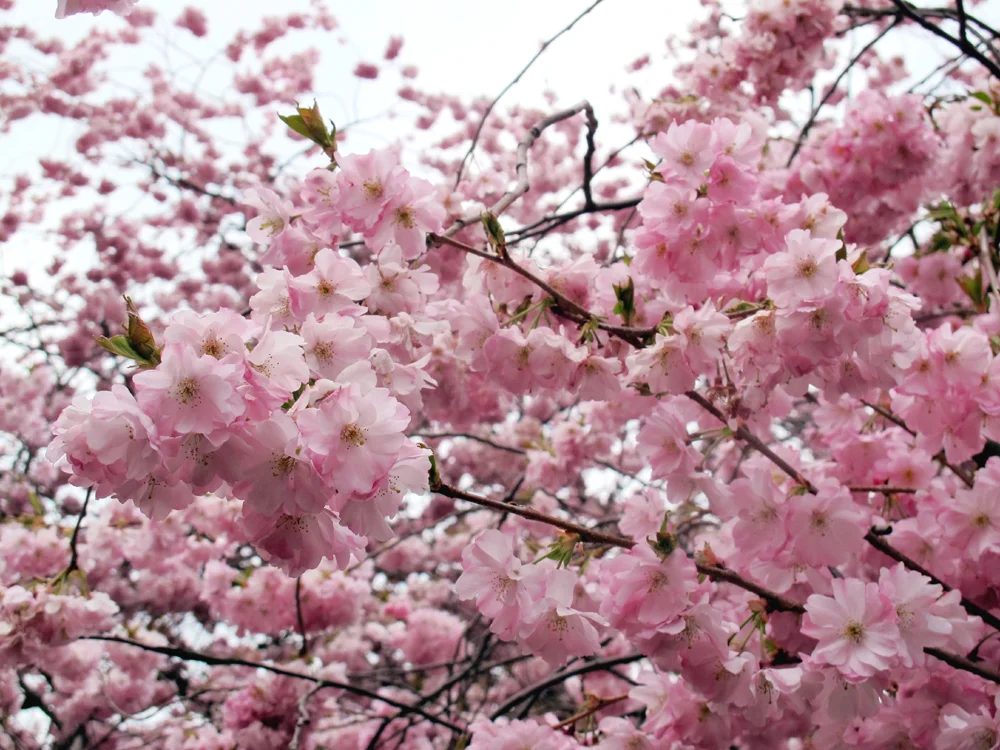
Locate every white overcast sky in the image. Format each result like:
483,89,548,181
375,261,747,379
2,0,995,289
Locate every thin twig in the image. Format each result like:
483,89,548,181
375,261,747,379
786,20,899,166
453,0,607,187
84,636,465,734
296,577,308,658
66,488,93,574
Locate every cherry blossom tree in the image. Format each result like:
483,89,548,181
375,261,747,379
8,0,1000,747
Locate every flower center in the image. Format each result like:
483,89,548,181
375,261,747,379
312,342,334,362
271,455,296,477
341,423,366,448
259,217,285,237
395,206,415,228
202,338,225,358
174,377,200,405
363,179,384,199
842,619,866,644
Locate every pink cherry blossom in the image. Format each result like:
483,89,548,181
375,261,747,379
802,578,901,682
134,344,245,436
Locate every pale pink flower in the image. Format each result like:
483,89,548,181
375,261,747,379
707,154,757,204
455,530,530,640
787,483,866,567
467,718,579,750
938,480,1000,560
627,334,696,394
336,148,406,231
650,120,716,185
619,490,667,541
246,326,308,394
230,412,330,518
163,309,251,362
365,244,440,315
802,578,901,681
569,354,622,401
673,303,731,370
762,228,840,306
936,697,1000,750
598,545,697,633
636,405,699,480
288,248,371,318
297,383,410,494
56,0,137,18
115,470,195,522
596,717,655,750
340,440,430,542
134,344,245,436
520,567,606,664
240,506,364,576
877,563,953,667
243,187,295,244
49,384,159,488
300,314,372,381
368,177,446,258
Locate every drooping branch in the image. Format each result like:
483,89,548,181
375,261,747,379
83,636,466,734
489,654,644,719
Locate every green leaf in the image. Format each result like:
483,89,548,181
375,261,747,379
959,269,986,307
279,100,337,162
278,113,313,140
612,277,636,326
851,249,871,275
971,90,994,106
123,296,160,364
96,334,145,363
481,211,507,258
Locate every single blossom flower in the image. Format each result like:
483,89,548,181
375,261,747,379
802,577,901,682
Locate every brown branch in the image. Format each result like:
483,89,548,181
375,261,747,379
864,528,1000,632
66,487,93,574
429,232,655,347
453,0,608,187
551,693,628,730
289,684,323,750
83,636,465,734
861,399,974,487
926,647,1000,683
884,0,1000,81
414,432,527,455
489,654,643,719
296,577,308,657
685,391,814,490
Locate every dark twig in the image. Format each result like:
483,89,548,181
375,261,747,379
786,20,899,166
84,636,465,734
489,654,643,719
66,488,93,574
453,0,607,187
296,577,308,657
864,529,1000,632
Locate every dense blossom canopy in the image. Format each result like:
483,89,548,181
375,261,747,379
7,0,1000,747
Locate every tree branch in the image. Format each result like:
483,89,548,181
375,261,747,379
453,0,607,187
83,636,465,734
